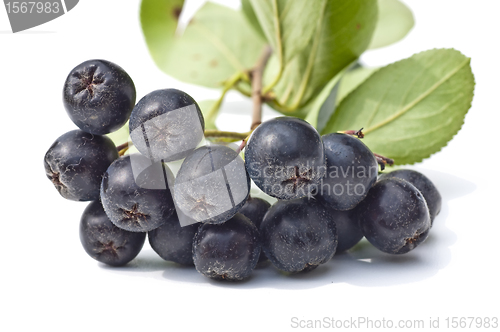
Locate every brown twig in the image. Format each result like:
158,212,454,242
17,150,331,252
251,46,273,130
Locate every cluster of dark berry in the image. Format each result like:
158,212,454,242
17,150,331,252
44,59,442,282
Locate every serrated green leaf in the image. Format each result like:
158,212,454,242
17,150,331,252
198,100,218,130
322,49,475,165
141,1,265,88
266,0,378,111
368,0,414,49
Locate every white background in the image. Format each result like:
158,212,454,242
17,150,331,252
1,1,499,331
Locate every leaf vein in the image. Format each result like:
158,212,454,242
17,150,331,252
364,57,470,134
192,23,246,72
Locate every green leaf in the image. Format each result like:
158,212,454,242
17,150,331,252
141,1,265,88
368,0,414,49
315,80,341,133
322,49,475,165
266,0,378,111
140,0,185,68
241,0,266,40
305,64,376,131
336,65,379,104
304,72,344,129
247,0,321,65
198,100,218,130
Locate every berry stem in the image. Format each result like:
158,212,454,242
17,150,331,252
116,142,132,156
116,142,129,152
338,128,365,138
251,46,273,130
204,130,252,141
118,146,130,156
236,133,253,153
237,140,247,153
374,153,394,171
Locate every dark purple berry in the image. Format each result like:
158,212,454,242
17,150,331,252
192,213,260,281
356,177,431,254
238,196,271,263
100,154,175,232
148,211,199,266
324,205,363,253
63,59,136,135
129,89,204,162
80,200,146,266
245,117,326,200
174,144,250,224
317,133,378,210
379,169,441,224
44,130,118,201
260,198,337,273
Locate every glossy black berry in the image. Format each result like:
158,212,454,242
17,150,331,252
129,89,205,162
245,117,326,200
238,196,271,262
356,177,431,254
260,198,337,273
63,59,136,135
192,213,260,281
379,169,441,224
317,133,378,210
148,211,199,266
238,196,271,229
174,144,250,224
44,130,119,201
79,200,146,266
100,154,175,232
323,204,364,253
